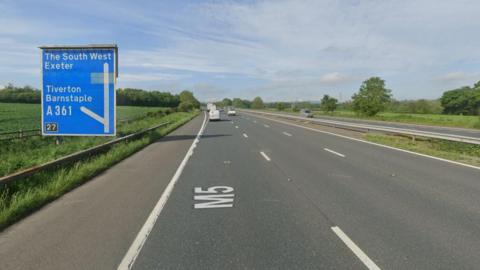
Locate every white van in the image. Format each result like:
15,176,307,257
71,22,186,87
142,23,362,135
209,109,221,121
207,103,215,112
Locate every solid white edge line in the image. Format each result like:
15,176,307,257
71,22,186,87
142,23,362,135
331,226,381,270
243,112,480,171
324,148,346,157
282,131,292,137
243,133,248,138
260,151,271,161
117,111,208,270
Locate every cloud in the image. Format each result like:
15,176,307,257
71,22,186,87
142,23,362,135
193,83,232,102
121,73,185,82
319,72,355,83
436,72,479,82
120,1,480,91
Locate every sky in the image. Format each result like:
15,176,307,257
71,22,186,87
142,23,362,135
1,0,480,102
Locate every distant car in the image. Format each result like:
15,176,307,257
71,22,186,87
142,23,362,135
209,109,221,121
227,109,236,116
300,109,313,118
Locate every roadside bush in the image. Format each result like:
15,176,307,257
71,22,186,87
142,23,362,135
178,101,194,112
179,90,200,109
276,102,286,111
0,84,40,104
146,110,166,118
291,104,300,112
440,83,480,115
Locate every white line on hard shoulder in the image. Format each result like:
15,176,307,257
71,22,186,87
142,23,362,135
260,151,271,161
324,148,345,157
331,226,381,270
117,112,208,270
243,133,248,138
243,112,480,171
282,131,292,137
264,124,270,128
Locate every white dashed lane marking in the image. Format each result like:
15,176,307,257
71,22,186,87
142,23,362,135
260,151,271,161
324,148,345,157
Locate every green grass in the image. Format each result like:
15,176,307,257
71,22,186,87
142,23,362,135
0,111,198,230
364,133,480,167
0,102,167,132
263,108,480,129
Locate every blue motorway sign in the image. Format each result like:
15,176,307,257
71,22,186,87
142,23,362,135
41,45,117,136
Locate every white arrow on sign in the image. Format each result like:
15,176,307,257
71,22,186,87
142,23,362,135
80,62,110,133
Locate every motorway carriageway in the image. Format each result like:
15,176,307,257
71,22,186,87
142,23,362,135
1,111,480,270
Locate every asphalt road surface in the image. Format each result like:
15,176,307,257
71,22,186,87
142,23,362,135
1,111,480,270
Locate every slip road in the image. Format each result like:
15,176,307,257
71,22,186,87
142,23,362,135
1,111,480,270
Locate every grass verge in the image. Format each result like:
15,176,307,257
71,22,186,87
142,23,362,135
0,111,198,230
364,133,480,167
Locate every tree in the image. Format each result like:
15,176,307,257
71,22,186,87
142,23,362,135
474,80,480,89
179,90,200,109
440,86,479,115
232,98,244,108
296,101,312,109
222,98,232,107
116,88,180,107
352,77,392,116
386,99,443,114
178,101,194,112
0,84,41,104
291,103,300,112
232,98,252,108
242,99,252,108
251,96,264,109
320,95,338,113
276,102,286,111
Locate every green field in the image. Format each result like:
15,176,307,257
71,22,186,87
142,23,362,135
0,103,166,132
264,108,480,129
